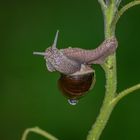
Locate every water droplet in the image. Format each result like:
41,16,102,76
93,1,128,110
68,99,78,105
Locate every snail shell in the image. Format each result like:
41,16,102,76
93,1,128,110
58,70,95,102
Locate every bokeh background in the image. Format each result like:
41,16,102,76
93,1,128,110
1,0,140,140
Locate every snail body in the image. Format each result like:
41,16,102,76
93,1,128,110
61,37,118,65
33,30,118,105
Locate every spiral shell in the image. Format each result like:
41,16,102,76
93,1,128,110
58,71,95,103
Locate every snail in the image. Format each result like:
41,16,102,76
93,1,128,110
33,30,118,105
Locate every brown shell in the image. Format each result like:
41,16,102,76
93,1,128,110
58,72,95,100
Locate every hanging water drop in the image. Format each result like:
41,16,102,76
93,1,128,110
68,99,78,105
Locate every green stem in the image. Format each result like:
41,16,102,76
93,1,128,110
87,1,117,140
112,83,140,105
98,0,106,9
87,54,117,140
21,127,58,140
112,0,140,31
87,1,140,140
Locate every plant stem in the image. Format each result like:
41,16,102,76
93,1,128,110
21,127,58,140
112,0,140,32
112,83,140,105
86,92,116,140
87,1,117,140
87,0,140,139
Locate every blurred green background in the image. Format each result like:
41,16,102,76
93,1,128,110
1,0,140,140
